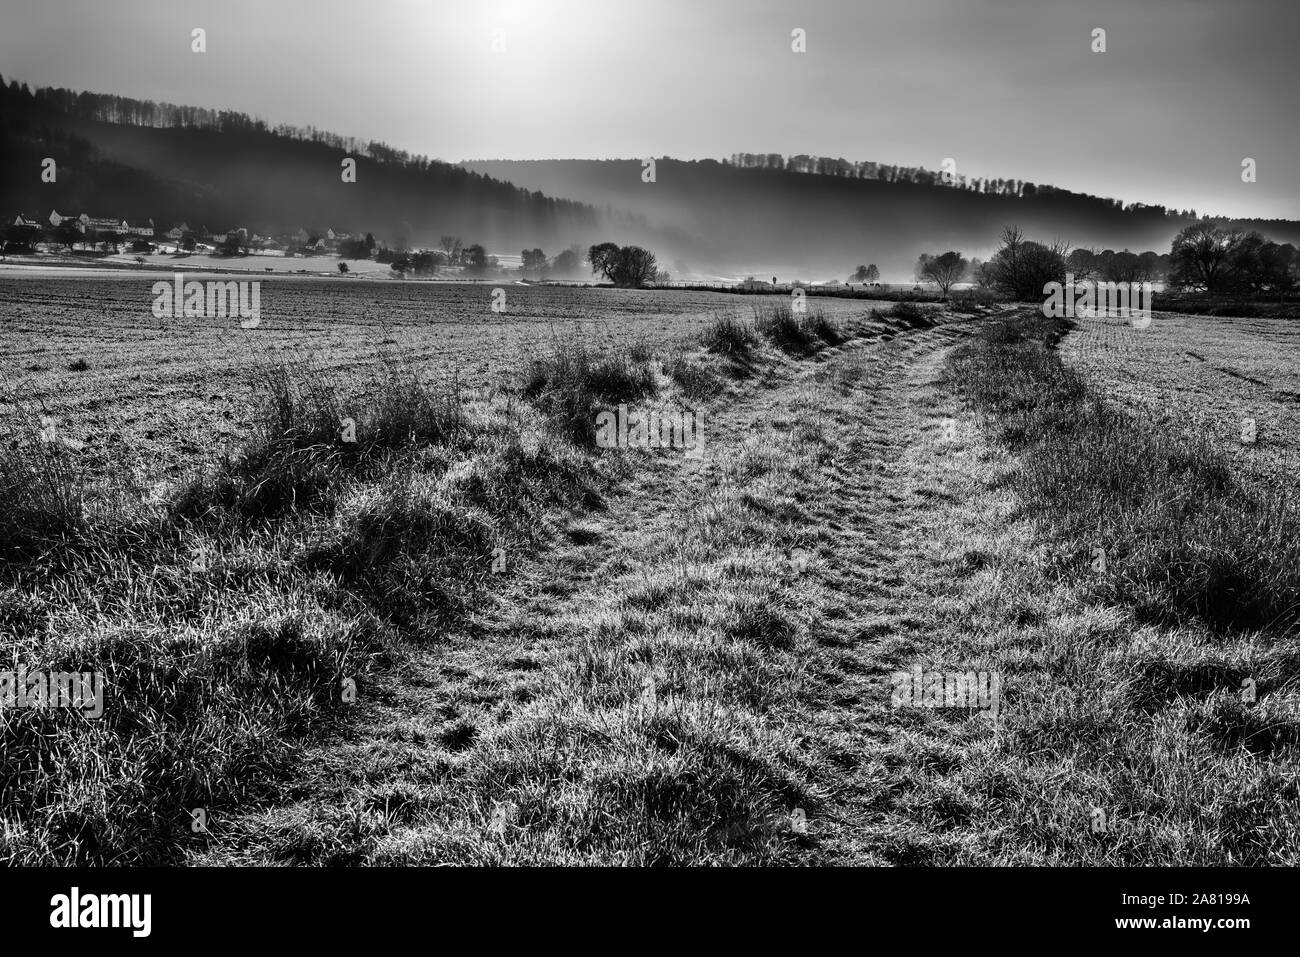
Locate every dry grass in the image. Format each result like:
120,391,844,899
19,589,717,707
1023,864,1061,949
1060,310,1300,486
751,303,846,355
5,294,1296,867
0,400,91,556
948,312,1300,631
520,331,658,444
913,309,1300,864
0,351,605,864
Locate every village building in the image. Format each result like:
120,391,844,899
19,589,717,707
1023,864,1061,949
45,212,149,239
86,216,129,234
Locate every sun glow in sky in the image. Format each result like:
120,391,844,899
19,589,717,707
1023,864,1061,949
0,0,1295,218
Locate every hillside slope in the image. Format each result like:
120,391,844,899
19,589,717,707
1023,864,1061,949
463,158,1300,280
0,79,606,252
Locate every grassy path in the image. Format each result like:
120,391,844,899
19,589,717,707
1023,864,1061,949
9,295,1292,865
180,305,1300,865
198,304,1294,867
183,307,1009,864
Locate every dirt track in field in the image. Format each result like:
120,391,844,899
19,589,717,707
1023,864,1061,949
185,309,1010,864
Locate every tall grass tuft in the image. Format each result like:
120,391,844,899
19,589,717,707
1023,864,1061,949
701,313,760,356
173,361,465,521
0,399,90,556
872,301,938,327
665,351,723,400
0,352,605,864
752,304,844,355
521,331,657,444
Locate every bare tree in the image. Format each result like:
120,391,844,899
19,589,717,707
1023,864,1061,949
587,242,658,287
1103,250,1154,285
987,226,1069,300
1169,222,1245,294
916,250,969,296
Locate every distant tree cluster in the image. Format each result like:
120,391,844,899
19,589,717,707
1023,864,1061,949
21,83,440,172
914,252,969,296
964,222,1297,301
510,244,589,280
587,243,658,287
547,245,586,279
339,234,376,259
983,226,1069,300
0,76,598,248
1168,222,1297,296
217,231,248,256
521,247,548,279
385,249,441,276
723,153,1201,219
1067,248,1168,283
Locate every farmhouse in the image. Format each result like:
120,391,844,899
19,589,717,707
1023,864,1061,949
49,212,134,235
86,216,129,234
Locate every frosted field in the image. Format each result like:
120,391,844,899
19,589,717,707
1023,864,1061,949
1061,311,1300,482
0,275,878,481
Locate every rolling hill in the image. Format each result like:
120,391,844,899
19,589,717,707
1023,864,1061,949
463,157,1300,281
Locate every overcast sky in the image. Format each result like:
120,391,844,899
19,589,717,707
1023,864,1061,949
1,0,1295,218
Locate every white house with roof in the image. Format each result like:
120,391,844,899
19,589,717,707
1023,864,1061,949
48,211,131,234
49,210,84,231
85,216,128,234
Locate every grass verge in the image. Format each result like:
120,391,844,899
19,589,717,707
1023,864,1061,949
0,355,605,864
946,311,1300,631
912,309,1300,864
